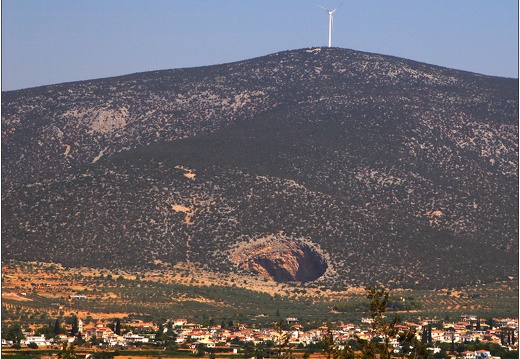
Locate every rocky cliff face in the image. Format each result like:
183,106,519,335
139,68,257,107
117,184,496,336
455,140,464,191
2,47,518,289
231,234,328,282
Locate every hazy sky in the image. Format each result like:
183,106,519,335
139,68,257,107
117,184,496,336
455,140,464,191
2,0,518,91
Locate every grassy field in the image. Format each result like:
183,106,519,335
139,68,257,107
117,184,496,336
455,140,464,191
2,260,517,329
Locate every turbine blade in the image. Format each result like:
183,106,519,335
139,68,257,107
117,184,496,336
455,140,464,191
331,2,343,13
318,5,329,12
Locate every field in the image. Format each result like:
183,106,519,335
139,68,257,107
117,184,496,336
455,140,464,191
2,260,518,329
1,348,334,359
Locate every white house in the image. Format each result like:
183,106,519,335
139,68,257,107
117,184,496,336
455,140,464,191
197,339,216,348
172,319,188,327
2,339,14,347
123,332,149,344
22,335,48,347
461,350,491,359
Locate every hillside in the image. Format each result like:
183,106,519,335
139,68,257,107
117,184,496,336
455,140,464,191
2,47,518,290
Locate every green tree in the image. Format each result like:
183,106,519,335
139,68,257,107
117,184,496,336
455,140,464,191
115,318,121,335
57,342,76,359
450,329,456,354
421,327,428,343
321,327,335,359
3,323,25,344
90,335,101,346
362,287,427,359
71,316,79,336
197,344,207,357
275,320,291,359
361,287,397,359
243,341,255,358
54,319,62,336
155,323,164,341
322,325,355,359
75,332,85,346
255,343,268,359
398,327,428,359
333,345,356,359
35,322,55,339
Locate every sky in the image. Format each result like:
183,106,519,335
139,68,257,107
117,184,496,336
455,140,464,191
2,0,518,91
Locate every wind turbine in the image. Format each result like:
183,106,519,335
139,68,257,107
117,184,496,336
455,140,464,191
319,2,343,47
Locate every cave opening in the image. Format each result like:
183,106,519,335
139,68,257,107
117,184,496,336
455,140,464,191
248,242,328,282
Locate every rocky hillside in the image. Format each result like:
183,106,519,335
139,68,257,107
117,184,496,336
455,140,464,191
2,47,518,290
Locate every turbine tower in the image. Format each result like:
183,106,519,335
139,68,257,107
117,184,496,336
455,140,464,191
319,3,342,47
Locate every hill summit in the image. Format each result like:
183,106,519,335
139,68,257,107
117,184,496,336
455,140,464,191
2,47,518,289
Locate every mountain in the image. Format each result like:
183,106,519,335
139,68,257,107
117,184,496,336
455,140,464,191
2,47,518,290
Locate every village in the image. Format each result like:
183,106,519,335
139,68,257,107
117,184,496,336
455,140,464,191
3,314,518,359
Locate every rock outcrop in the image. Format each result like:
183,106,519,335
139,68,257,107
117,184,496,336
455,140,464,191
232,235,328,282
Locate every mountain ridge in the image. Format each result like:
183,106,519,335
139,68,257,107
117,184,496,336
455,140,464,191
2,47,518,290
